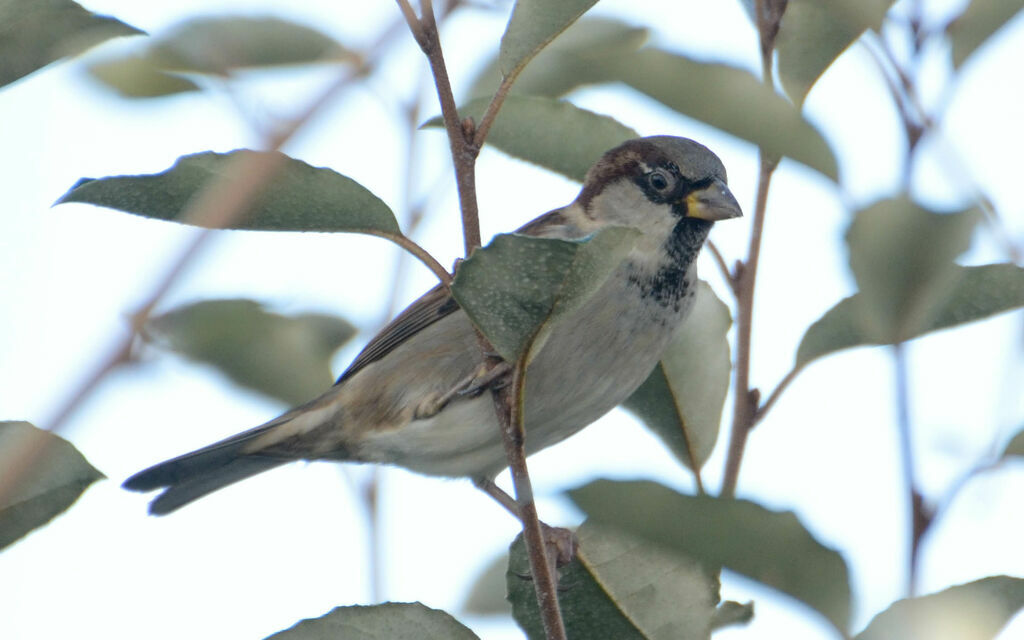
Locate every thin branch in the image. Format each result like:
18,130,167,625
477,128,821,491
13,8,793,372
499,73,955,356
369,231,453,285
719,0,782,499
754,365,801,425
705,240,735,293
893,343,930,597
472,74,515,148
494,356,568,640
405,0,482,254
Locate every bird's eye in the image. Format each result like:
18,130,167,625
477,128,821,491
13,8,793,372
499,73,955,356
647,169,672,192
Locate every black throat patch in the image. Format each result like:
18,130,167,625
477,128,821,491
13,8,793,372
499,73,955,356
627,218,712,312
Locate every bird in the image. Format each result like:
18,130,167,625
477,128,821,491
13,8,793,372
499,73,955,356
124,135,742,515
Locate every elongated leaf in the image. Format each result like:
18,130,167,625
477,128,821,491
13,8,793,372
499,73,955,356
499,0,599,81
855,576,1024,640
146,299,355,406
845,199,980,344
57,150,400,233
796,263,1024,368
147,16,348,75
452,227,639,363
509,521,722,640
469,17,648,99
571,480,852,634
0,421,104,550
949,0,1024,69
624,281,731,473
1001,429,1024,459
426,96,638,182
265,602,480,640
606,49,838,180
776,0,895,105
0,0,144,89
88,55,200,98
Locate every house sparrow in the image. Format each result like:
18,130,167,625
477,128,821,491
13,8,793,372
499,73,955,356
124,136,742,515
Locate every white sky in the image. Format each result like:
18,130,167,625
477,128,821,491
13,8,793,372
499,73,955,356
1,1,1022,639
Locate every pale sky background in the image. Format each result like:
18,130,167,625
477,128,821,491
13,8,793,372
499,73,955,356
1,1,1023,639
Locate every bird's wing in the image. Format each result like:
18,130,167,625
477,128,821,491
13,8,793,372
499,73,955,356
335,207,575,384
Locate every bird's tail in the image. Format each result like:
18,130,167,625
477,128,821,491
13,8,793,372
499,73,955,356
123,419,290,515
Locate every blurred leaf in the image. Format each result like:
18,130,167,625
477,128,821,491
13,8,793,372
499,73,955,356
509,521,721,640
0,421,104,550
498,0,599,82
265,602,480,639
711,600,755,631
796,263,1024,368
426,96,638,182
148,16,349,75
462,552,512,616
571,480,852,634
624,281,731,474
776,0,895,106
949,0,1024,69
1001,429,1024,460
0,0,144,89
452,227,639,363
88,55,200,98
57,150,400,233
854,576,1024,640
607,49,838,180
469,17,647,99
147,299,356,406
845,198,980,344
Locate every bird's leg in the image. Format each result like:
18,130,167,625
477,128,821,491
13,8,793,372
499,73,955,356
473,477,578,571
413,361,513,419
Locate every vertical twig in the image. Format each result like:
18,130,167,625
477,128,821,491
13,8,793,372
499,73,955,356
720,0,783,498
494,358,568,640
396,2,566,636
893,342,930,597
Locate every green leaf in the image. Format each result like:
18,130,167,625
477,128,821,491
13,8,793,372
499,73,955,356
425,96,638,182
0,0,144,89
56,150,401,234
498,0,599,82
845,198,980,344
451,227,639,363
469,17,648,99
264,602,480,640
461,553,512,616
796,263,1024,368
854,576,1024,640
623,281,731,473
776,0,895,106
87,55,200,98
570,479,852,634
949,0,1024,69
508,521,722,640
147,16,349,75
1000,429,1024,460
0,421,104,550
146,299,355,407
606,49,838,180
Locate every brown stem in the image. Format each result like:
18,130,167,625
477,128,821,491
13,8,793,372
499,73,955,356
754,366,801,425
369,231,452,285
705,240,735,293
893,343,930,596
493,357,567,640
719,0,782,498
401,0,482,254
472,74,515,148
720,151,777,498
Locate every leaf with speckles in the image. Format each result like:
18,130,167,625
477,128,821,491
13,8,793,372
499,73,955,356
451,227,639,363
508,520,725,639
56,150,400,234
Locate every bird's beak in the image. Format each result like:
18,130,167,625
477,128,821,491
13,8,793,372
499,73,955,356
684,178,743,221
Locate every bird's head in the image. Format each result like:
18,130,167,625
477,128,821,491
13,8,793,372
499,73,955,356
574,136,742,246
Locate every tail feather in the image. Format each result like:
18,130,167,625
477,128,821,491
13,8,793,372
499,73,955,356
123,422,289,515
